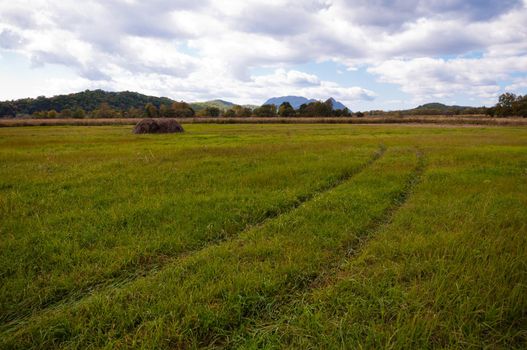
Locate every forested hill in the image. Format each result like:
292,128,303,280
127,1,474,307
0,90,175,117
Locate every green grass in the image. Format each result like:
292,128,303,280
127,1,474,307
0,124,526,349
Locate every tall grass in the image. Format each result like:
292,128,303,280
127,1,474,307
0,125,377,325
0,124,526,348
1,116,526,127
233,138,527,349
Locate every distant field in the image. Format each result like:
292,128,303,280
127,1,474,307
0,124,526,349
1,116,527,127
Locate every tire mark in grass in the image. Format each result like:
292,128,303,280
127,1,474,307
313,148,425,288
0,146,387,335
352,148,425,249
4,147,401,349
231,149,427,348
117,146,416,349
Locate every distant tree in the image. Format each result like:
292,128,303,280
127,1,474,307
297,101,332,117
223,109,236,118
203,106,221,117
47,110,58,118
32,111,47,118
513,95,527,117
253,104,276,118
495,93,516,117
95,103,116,118
253,104,277,117
324,98,334,110
60,108,73,118
145,103,158,118
232,105,252,118
72,107,86,119
465,107,485,115
278,102,295,117
341,107,351,117
0,102,16,118
485,107,495,117
492,92,527,117
127,107,143,118
240,107,253,117
355,111,364,118
170,101,195,118
159,104,169,118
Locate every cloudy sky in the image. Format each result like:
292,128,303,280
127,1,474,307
1,0,527,110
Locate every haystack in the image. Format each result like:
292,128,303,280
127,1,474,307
133,118,184,134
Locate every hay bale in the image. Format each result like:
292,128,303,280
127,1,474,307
133,118,184,134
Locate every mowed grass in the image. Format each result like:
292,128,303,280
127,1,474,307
0,124,526,349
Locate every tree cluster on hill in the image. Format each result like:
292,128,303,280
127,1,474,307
0,90,175,117
26,101,196,119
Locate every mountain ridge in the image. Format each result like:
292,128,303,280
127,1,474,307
264,96,349,110
264,96,317,109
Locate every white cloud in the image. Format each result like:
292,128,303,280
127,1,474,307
252,69,320,87
0,0,526,105
505,78,527,93
368,55,527,103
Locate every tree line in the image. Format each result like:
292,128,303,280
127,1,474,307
0,94,356,118
1,90,526,118
485,93,527,117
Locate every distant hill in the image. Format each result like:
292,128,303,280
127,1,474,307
0,90,176,117
400,102,475,115
242,105,259,110
190,99,235,112
415,103,449,110
326,97,347,110
264,96,317,109
191,99,258,112
264,96,349,110
413,103,471,111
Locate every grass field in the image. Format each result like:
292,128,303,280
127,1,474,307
0,124,526,349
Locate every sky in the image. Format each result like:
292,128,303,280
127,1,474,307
1,0,527,111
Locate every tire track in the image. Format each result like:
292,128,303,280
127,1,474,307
0,145,387,335
313,148,426,289
228,149,427,348
123,147,422,349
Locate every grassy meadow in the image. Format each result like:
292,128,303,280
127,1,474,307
0,124,526,349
